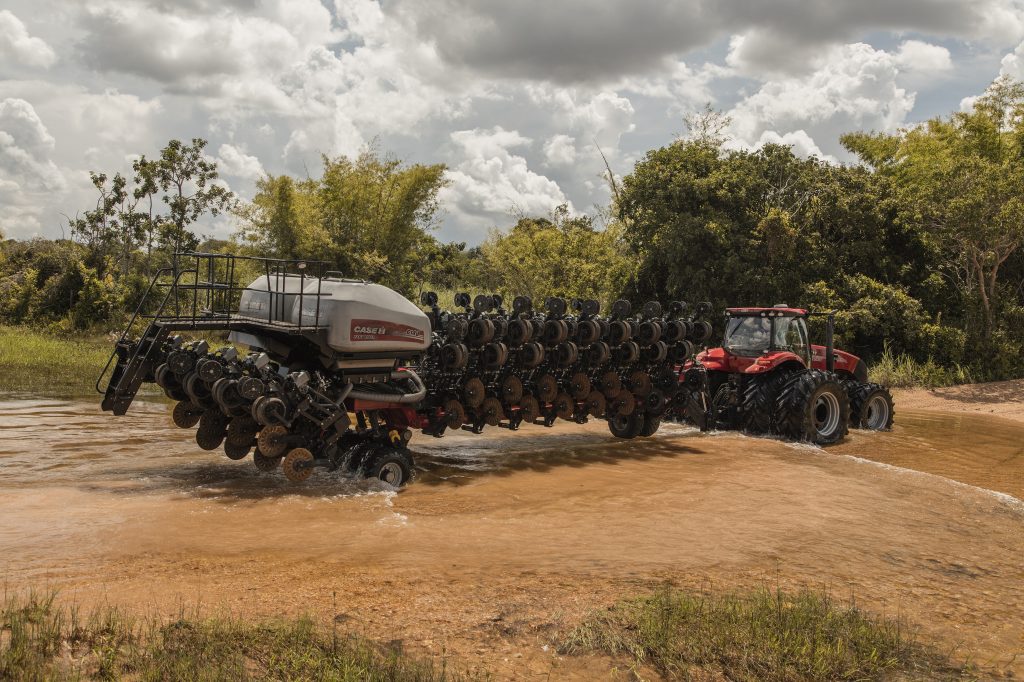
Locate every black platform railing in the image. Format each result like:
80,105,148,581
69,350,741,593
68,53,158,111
95,253,337,396
152,252,335,330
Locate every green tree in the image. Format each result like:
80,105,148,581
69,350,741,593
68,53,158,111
478,205,635,310
842,76,1024,336
156,138,234,253
238,148,447,294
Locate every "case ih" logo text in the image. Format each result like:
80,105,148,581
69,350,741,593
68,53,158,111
350,318,425,343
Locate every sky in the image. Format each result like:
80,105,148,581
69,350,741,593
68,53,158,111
2,0,1024,246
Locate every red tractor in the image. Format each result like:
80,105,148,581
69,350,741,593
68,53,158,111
691,305,893,444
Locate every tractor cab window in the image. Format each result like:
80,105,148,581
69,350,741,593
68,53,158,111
724,316,771,356
773,315,810,361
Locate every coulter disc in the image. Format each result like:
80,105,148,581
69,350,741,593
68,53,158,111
554,392,575,421
223,439,252,460
171,401,203,429
253,448,282,472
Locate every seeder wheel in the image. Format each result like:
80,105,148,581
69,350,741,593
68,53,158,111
223,439,252,460
195,411,228,450
359,444,414,488
171,401,203,429
253,448,281,472
282,447,315,483
257,425,289,458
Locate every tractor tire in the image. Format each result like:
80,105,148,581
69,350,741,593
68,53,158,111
639,414,661,437
608,411,643,439
740,371,793,435
360,445,414,488
773,370,850,445
849,383,894,430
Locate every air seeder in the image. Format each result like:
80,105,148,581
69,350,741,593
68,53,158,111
98,253,892,488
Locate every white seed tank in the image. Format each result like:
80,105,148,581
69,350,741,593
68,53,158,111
235,274,431,354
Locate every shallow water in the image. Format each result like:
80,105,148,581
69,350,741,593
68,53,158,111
0,398,1021,671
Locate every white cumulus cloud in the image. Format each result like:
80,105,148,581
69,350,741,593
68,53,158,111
216,143,265,181
440,126,571,241
0,10,56,69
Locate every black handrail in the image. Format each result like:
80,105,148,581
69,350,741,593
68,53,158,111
95,267,197,394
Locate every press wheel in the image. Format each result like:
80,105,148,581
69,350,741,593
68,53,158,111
282,447,315,483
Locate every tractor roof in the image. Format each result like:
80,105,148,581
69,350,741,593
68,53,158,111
726,307,808,317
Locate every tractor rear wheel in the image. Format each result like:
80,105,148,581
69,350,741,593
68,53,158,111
849,383,894,430
774,370,850,445
608,411,643,439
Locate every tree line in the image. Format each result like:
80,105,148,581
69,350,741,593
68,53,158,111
1,77,1022,380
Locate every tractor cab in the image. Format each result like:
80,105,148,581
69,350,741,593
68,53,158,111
722,307,811,365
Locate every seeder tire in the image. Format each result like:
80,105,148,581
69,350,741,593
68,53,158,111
774,370,850,445
360,445,414,488
849,383,894,430
282,447,315,483
608,411,643,439
639,415,662,437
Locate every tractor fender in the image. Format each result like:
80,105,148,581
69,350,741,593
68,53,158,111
810,345,865,380
741,353,806,375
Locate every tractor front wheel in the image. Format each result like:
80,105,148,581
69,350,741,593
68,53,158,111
774,370,850,445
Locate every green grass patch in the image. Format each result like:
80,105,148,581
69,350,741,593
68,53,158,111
562,585,975,681
1,590,469,681
868,346,974,389
0,325,115,396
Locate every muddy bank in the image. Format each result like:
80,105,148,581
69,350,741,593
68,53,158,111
0,398,1021,677
894,378,1024,423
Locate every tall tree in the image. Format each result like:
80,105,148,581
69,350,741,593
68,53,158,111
238,148,447,294
842,76,1024,336
156,138,234,253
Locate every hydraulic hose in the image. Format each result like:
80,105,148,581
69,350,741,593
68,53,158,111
347,368,426,404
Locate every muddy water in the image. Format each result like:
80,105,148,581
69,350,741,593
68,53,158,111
0,398,1022,674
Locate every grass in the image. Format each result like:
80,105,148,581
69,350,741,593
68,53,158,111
562,585,976,681
0,325,115,396
1,590,469,681
868,346,975,389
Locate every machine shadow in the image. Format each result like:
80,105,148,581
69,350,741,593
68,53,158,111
114,432,707,502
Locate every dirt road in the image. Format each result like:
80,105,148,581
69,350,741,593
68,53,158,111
0,393,1021,678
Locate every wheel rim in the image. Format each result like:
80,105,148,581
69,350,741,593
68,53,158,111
378,461,404,486
813,391,841,438
864,395,890,430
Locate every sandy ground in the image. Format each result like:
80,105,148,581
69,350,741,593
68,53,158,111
0,390,1022,679
894,378,1024,423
